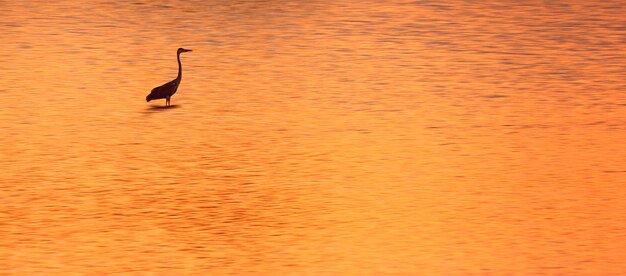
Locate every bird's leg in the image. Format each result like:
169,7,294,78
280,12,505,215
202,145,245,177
166,97,170,106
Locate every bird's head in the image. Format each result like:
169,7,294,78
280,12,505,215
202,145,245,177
178,48,192,54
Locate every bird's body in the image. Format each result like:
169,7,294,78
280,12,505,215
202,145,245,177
148,78,179,103
146,48,192,106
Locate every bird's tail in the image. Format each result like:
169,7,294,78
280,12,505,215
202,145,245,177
146,94,153,102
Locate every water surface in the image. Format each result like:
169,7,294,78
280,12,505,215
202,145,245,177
1,0,625,274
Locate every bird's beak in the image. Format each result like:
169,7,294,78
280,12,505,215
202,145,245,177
183,49,193,52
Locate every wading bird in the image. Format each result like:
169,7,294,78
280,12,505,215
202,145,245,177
146,48,192,106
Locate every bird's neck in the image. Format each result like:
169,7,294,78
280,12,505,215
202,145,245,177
177,52,183,80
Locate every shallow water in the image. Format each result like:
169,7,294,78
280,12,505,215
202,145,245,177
1,0,625,274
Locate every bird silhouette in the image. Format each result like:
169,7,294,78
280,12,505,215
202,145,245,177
146,48,192,106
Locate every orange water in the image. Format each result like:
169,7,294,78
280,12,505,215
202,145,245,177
1,1,625,274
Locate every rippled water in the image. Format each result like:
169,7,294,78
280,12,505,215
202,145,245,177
1,0,625,274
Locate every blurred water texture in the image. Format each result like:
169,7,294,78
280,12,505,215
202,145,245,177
1,0,625,274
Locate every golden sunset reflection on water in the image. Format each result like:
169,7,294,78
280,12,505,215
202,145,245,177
1,0,625,274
